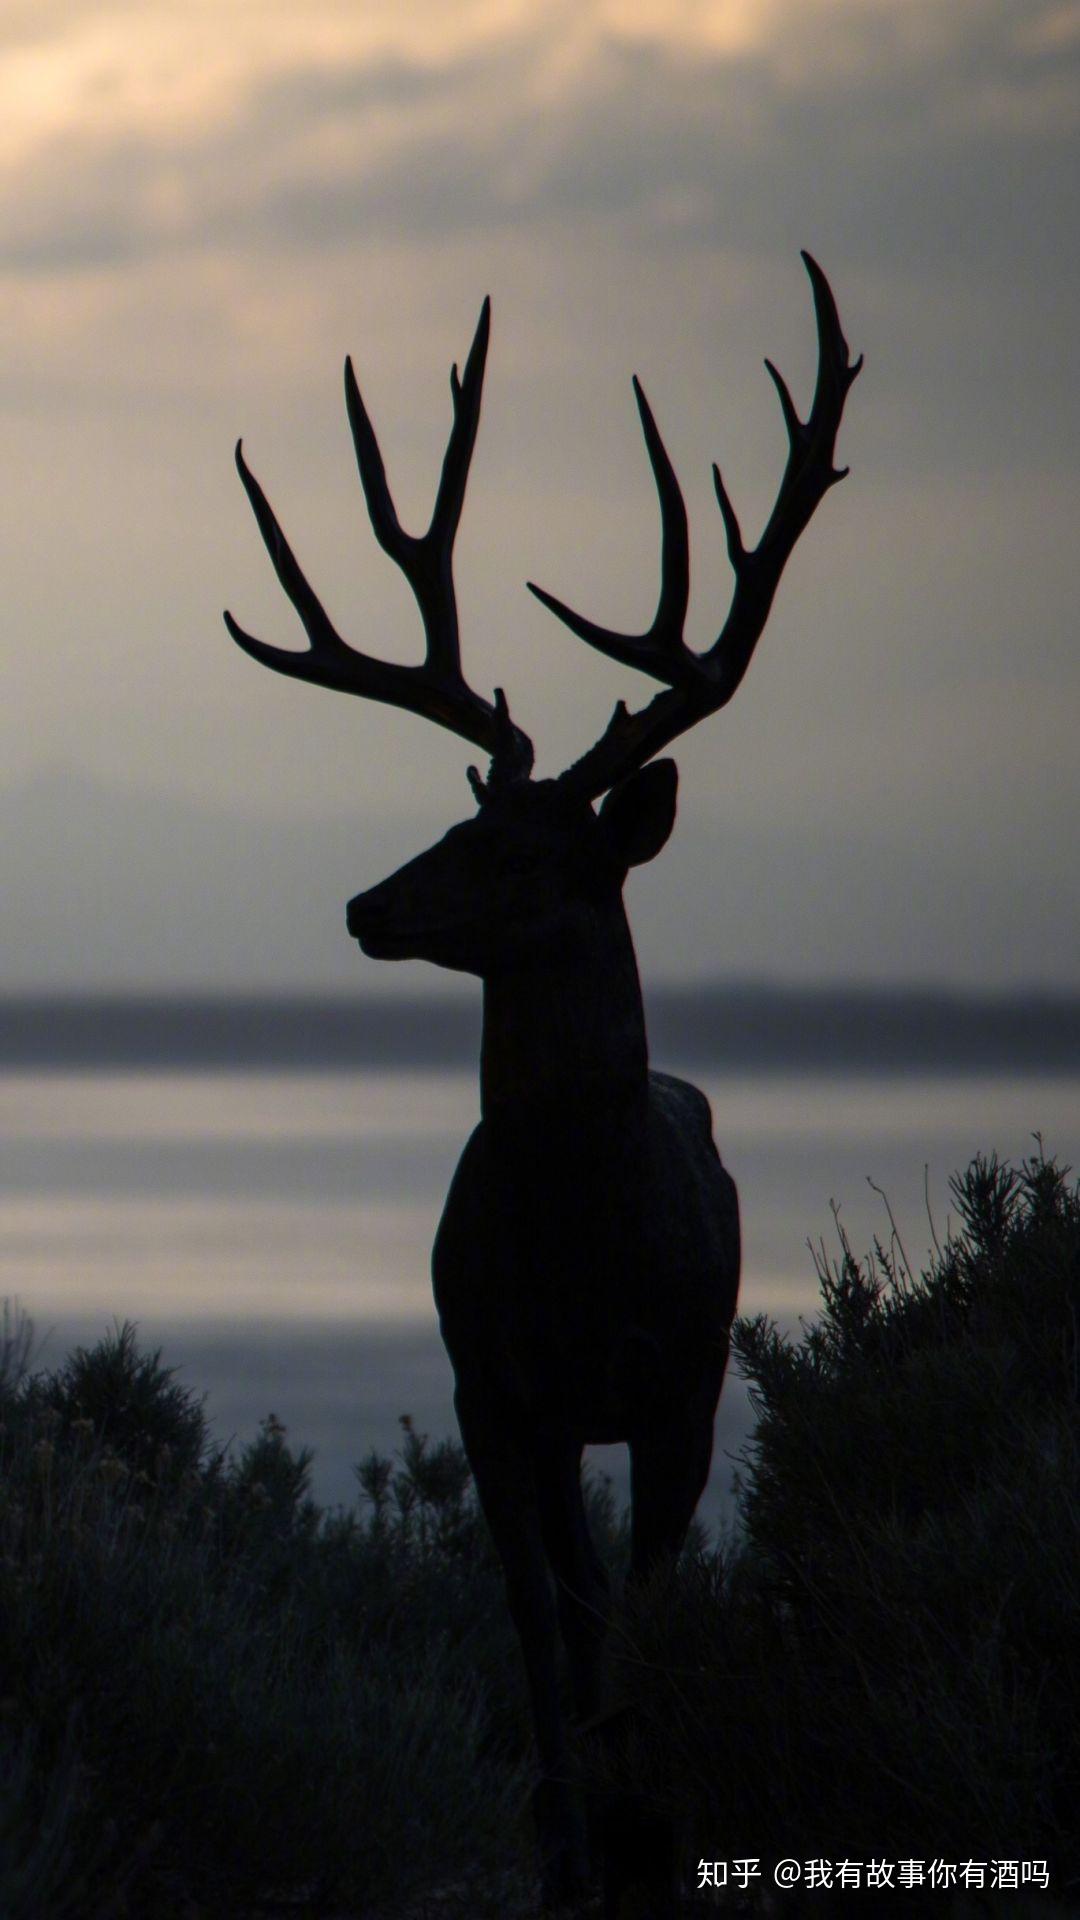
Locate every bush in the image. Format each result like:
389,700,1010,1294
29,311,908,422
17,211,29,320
0,1324,528,1916
8,1148,1074,1914
599,1149,1080,1906
35,1320,210,1485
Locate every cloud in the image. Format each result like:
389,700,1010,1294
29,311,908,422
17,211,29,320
2,0,1074,491
0,0,1076,1004
1,1,1075,283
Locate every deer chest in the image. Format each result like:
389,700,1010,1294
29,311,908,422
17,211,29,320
432,1104,738,1428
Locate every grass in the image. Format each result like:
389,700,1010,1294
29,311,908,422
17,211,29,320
1,1146,1077,1913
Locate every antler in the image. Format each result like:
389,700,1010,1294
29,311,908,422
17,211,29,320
529,253,861,799
225,298,534,777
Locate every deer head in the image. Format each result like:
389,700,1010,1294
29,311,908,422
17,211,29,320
344,759,678,977
225,255,861,978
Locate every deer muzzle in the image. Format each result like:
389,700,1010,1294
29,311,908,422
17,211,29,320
345,883,403,957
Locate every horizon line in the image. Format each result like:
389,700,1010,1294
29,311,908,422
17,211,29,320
2,984,1078,1076
2,980,1079,1006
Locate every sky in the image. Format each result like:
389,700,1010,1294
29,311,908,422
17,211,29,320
1,0,1077,994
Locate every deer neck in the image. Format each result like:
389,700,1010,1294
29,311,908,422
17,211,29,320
480,912,648,1129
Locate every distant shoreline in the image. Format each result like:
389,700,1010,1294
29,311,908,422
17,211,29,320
2,988,1079,1075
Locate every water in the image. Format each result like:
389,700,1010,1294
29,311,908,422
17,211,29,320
1,1066,1075,1522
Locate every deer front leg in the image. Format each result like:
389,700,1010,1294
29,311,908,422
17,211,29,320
455,1396,590,1907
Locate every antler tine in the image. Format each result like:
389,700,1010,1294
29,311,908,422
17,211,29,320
547,254,860,800
527,376,692,682
344,297,492,686
226,441,362,688
432,295,492,589
226,301,533,769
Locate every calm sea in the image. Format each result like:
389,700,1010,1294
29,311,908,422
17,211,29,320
2,1065,1076,1522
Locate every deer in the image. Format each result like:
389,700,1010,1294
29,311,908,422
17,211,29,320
224,254,860,1912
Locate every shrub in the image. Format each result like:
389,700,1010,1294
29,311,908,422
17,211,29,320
9,1148,1072,1914
0,1322,527,1916
33,1320,210,1485
599,1149,1080,1905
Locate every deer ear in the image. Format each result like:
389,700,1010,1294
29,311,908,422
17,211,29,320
597,759,678,868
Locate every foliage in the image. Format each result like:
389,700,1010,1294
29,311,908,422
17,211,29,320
4,1147,1077,1914
599,1148,1080,1905
0,1324,527,1917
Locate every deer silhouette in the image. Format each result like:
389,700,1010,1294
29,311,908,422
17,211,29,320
225,255,860,1910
